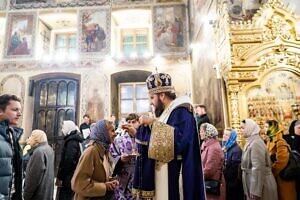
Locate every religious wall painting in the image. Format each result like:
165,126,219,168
79,8,110,56
227,0,267,21
4,12,36,59
153,5,187,55
246,71,300,131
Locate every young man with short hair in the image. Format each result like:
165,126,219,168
0,94,23,200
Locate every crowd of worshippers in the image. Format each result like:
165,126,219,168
1,75,300,200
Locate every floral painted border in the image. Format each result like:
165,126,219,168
10,0,109,9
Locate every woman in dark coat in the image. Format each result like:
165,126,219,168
56,120,83,200
283,119,300,199
222,128,244,200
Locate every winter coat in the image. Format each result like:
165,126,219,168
196,114,210,130
71,141,112,200
223,142,244,200
57,130,83,189
0,120,23,199
23,142,54,200
201,138,225,200
267,133,296,200
241,135,278,200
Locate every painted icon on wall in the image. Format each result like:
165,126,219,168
153,5,187,55
79,8,110,55
4,12,36,58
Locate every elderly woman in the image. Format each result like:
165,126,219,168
222,128,244,200
240,119,278,200
200,123,225,199
23,130,54,200
71,119,119,200
56,120,83,200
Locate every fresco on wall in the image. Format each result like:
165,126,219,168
228,0,267,21
79,8,110,55
246,71,300,131
4,12,36,58
86,88,104,122
153,5,187,55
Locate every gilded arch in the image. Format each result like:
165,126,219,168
225,0,300,132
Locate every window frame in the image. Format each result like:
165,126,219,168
120,28,149,57
54,32,76,56
119,82,149,119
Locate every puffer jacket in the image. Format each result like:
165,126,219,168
0,120,23,199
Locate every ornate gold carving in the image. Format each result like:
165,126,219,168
266,15,293,40
232,44,253,57
132,188,155,198
224,0,300,137
148,121,174,163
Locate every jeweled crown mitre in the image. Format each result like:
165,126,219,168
146,73,175,94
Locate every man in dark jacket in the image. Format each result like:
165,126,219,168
195,105,211,129
0,94,23,200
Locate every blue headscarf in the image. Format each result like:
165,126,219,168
89,120,111,151
223,129,237,152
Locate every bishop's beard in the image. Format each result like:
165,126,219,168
154,98,164,118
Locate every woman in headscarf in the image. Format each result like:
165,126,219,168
283,119,300,199
222,128,244,200
56,121,83,200
71,119,119,200
23,130,54,200
240,119,278,200
200,123,225,200
264,120,296,200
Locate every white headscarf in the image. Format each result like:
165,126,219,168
242,118,260,138
62,120,79,136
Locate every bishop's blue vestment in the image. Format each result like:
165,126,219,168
132,102,206,200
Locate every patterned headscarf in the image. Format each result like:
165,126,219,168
90,119,111,151
204,123,219,139
62,120,79,136
242,118,260,138
223,129,237,151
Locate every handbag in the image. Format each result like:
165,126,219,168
205,179,221,195
205,165,222,196
279,148,300,180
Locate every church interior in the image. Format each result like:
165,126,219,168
0,0,299,162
